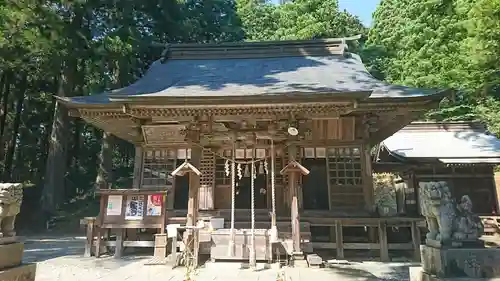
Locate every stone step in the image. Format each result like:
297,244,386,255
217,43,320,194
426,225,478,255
0,263,36,281
0,241,23,270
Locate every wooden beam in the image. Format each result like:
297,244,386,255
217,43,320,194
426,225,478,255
378,221,389,262
312,242,414,250
494,173,500,214
132,146,143,189
114,229,124,258
362,144,375,213
411,221,421,261
186,145,202,266
416,173,493,179
335,220,344,259
285,145,302,254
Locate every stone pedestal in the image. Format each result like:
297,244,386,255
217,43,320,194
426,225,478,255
0,237,36,281
411,244,500,281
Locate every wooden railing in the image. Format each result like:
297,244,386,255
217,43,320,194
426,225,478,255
306,217,424,262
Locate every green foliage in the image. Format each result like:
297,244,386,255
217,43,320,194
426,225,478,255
0,0,249,216
236,0,366,41
366,0,500,133
7,0,500,221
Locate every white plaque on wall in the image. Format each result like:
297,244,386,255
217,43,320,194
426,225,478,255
304,148,315,158
106,195,122,216
245,149,253,158
316,148,326,158
235,149,245,159
256,149,266,159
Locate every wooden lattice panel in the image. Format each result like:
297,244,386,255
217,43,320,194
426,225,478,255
142,148,176,188
199,148,215,210
326,146,364,209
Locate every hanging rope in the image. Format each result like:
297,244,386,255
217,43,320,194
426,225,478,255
227,143,236,257
270,139,278,243
190,141,292,164
249,149,257,268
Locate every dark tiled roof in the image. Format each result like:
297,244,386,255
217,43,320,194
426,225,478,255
62,39,441,105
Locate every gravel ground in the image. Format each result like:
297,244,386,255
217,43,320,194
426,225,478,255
22,235,417,281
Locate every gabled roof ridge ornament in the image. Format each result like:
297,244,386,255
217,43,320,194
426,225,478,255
171,160,202,177
153,35,363,60
280,160,310,176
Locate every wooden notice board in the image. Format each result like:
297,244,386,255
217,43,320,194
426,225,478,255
96,188,168,232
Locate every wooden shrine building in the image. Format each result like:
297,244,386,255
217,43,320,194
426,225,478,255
61,38,449,264
374,121,500,216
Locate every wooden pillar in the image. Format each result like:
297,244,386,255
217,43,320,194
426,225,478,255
187,146,201,228
493,172,500,214
362,144,374,213
335,220,344,259
186,145,201,266
132,146,143,189
378,221,389,262
288,145,300,254
84,218,95,257
411,221,421,261
289,171,300,253
114,229,125,258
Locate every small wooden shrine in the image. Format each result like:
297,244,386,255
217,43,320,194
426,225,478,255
60,37,449,264
374,121,500,216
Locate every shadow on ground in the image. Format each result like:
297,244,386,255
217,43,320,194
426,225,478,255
23,236,85,263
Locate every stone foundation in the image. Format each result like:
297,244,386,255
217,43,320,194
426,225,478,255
0,240,23,269
421,245,500,278
0,237,36,281
411,245,500,281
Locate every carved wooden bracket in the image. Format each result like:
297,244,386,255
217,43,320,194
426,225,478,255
171,161,202,177
280,160,310,176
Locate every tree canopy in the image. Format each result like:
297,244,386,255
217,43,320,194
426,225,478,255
1,0,499,227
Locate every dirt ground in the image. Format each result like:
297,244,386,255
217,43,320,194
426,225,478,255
23,235,417,281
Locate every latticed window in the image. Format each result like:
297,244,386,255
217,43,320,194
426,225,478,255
327,147,362,185
141,148,191,188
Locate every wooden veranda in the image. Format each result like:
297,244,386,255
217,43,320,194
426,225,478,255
64,37,450,265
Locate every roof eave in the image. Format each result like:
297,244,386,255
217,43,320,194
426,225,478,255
388,154,500,165
107,91,371,104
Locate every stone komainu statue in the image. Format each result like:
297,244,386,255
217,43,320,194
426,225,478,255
419,181,484,245
0,183,23,237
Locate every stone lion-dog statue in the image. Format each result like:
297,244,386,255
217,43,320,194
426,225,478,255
419,181,483,245
0,183,23,237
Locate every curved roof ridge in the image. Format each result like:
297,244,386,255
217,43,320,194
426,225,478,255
161,36,362,61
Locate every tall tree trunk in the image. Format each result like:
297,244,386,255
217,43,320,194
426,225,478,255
37,94,56,186
95,132,114,189
41,66,74,213
94,59,123,190
0,72,11,170
3,76,26,181
41,4,84,214
70,119,81,168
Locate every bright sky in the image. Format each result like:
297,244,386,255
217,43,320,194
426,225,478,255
338,0,380,27
270,0,380,27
